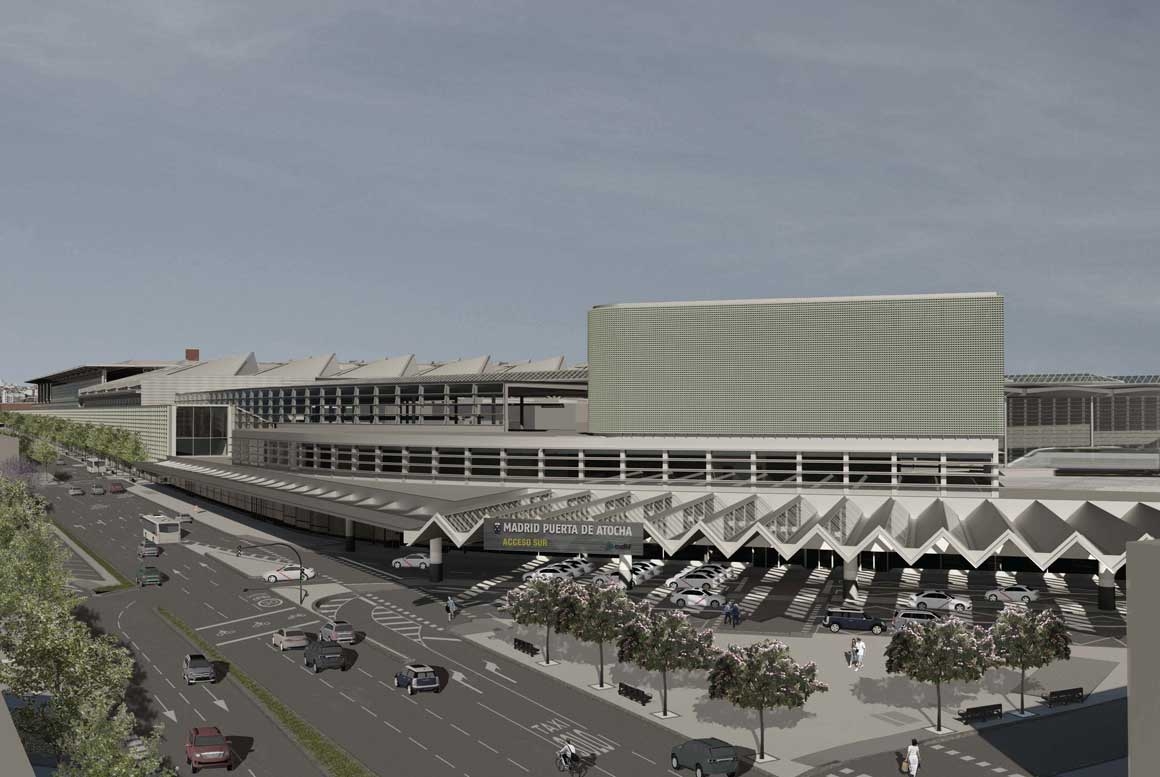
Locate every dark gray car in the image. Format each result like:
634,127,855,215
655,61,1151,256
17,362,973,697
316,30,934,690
304,640,345,673
182,654,215,685
821,608,886,634
671,738,738,777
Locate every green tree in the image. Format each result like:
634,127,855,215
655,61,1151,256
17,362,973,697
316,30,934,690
28,438,57,481
507,578,582,664
57,699,165,777
884,617,995,731
617,607,717,717
708,640,828,762
560,581,637,688
991,606,1071,714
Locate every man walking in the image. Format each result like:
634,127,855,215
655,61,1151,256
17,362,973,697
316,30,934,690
722,602,731,625
730,602,741,628
854,636,866,672
446,596,458,621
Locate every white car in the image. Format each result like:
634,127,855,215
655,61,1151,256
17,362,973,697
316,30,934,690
670,588,726,609
700,563,744,580
668,571,722,592
910,590,972,612
526,567,573,582
632,562,663,580
523,563,564,581
559,558,595,577
392,553,431,570
264,564,316,583
985,584,1040,604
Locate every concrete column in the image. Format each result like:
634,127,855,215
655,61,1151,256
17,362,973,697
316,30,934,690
345,518,355,552
538,448,545,482
620,450,627,483
842,453,850,489
429,537,444,582
795,453,803,487
662,450,669,483
618,553,634,589
750,451,757,485
705,451,712,484
1098,567,1116,611
577,450,585,482
842,558,859,599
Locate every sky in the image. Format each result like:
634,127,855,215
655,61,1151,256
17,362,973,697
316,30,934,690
2,1,1159,383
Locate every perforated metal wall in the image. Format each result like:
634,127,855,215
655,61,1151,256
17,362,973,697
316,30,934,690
587,294,1004,437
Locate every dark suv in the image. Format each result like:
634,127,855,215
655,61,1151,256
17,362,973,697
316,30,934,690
671,738,737,777
821,608,886,634
304,640,346,673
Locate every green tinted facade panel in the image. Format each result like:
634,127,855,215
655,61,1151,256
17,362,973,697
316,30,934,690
588,294,1004,437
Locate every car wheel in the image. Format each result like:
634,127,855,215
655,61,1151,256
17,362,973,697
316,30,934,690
676,599,686,608
192,767,200,775
393,562,401,569
266,575,278,583
917,602,928,610
954,603,966,612
987,594,999,602
419,562,428,569
829,623,840,633
671,755,680,770
871,624,883,635
1021,596,1031,604
312,664,320,674
695,765,704,777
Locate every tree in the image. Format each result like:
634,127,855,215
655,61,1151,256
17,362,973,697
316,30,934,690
560,581,637,688
507,578,582,664
28,438,57,481
884,617,995,731
991,606,1071,714
617,607,717,717
708,640,828,761
57,699,165,777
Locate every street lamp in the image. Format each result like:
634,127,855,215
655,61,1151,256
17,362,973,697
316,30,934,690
237,541,308,605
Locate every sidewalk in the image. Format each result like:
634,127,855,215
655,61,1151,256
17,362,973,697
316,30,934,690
464,619,1126,777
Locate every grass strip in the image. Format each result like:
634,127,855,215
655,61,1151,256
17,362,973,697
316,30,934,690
157,606,376,777
51,519,133,592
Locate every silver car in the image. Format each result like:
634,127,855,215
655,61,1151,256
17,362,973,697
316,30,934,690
320,620,356,644
910,590,972,612
392,553,430,570
670,588,726,609
985,584,1039,604
271,628,310,651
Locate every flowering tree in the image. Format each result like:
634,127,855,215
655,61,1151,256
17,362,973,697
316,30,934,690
506,578,581,664
991,606,1071,714
616,607,717,717
560,581,637,688
884,617,995,731
708,640,827,761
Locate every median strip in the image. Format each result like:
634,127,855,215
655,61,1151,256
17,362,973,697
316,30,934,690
52,520,132,592
157,606,377,777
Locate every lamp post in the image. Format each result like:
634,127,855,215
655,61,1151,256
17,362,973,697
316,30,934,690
237,541,308,605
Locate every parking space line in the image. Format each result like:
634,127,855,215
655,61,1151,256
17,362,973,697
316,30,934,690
410,737,428,750
196,608,297,631
320,680,334,689
477,740,498,754
384,720,401,733
436,754,456,768
451,724,470,736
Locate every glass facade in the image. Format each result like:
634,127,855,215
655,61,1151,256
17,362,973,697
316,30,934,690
1006,392,1160,459
176,406,229,456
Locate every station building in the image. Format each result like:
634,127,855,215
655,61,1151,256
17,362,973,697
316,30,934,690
17,292,1160,602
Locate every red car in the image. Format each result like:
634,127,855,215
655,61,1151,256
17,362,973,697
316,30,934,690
108,482,126,494
185,726,233,772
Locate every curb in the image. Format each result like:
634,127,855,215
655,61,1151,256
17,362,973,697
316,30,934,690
50,525,121,587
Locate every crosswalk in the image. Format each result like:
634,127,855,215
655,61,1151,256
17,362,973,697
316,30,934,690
468,557,552,609
360,592,445,642
317,595,355,623
785,568,833,620
737,567,787,615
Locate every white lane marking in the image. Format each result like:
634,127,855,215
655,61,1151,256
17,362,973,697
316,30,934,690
426,709,443,720
362,634,411,661
378,680,393,689
194,707,206,721
362,705,377,717
171,568,188,579
423,636,462,642
633,751,656,765
140,650,151,662
182,587,191,595
436,755,456,768
479,703,617,777
151,663,163,676
196,608,297,631
248,769,256,777
340,692,356,703
450,724,470,736
477,740,498,754
216,622,319,646
209,579,220,587
357,668,373,677
320,680,334,689
384,720,401,733
409,737,429,751
507,758,529,773
165,678,175,689
178,692,191,705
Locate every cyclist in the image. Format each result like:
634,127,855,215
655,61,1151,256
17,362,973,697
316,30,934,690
557,739,579,770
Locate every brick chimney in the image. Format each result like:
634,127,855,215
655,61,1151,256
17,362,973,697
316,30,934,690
185,348,200,362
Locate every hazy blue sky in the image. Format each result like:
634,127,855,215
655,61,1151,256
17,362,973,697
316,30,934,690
3,2,1158,382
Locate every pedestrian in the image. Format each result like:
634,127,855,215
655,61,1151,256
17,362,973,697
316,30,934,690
854,637,866,672
446,596,458,621
722,602,731,625
847,638,856,668
730,602,741,628
905,738,920,776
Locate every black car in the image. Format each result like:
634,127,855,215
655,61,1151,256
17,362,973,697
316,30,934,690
303,640,346,673
821,607,886,634
671,738,737,777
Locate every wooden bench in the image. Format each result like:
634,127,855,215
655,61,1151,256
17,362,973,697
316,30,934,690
957,703,1003,724
1042,687,1084,707
618,682,653,706
513,638,540,658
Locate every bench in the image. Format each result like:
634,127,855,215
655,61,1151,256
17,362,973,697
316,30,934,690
513,638,540,658
1042,687,1084,707
618,682,652,706
957,703,1003,724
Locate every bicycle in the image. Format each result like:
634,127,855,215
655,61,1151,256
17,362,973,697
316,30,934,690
556,751,585,774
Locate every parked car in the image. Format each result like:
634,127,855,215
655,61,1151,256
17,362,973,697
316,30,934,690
671,588,726,609
184,726,233,773
667,571,723,592
108,482,126,494
271,628,309,651
666,566,727,589
910,590,972,612
263,564,315,583
135,566,163,587
821,608,886,634
182,654,215,685
525,566,573,582
699,563,743,580
55,459,67,466
891,609,940,630
522,563,563,581
303,640,345,673
319,620,356,644
67,487,84,496
985,584,1039,604
89,484,106,495
392,553,430,569
670,738,738,777
137,540,161,558
561,557,596,575
394,663,440,695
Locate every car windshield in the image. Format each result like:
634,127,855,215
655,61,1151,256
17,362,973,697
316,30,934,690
194,734,227,746
334,623,353,631
189,655,208,664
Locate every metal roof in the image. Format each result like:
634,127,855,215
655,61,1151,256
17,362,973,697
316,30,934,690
1006,373,1160,387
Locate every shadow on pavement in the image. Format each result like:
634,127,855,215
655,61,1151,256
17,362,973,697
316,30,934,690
73,604,160,734
977,698,1127,777
212,661,230,683
340,648,359,671
228,735,255,765
691,696,814,756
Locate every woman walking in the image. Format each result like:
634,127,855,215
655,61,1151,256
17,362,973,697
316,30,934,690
905,738,920,776
446,596,458,621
